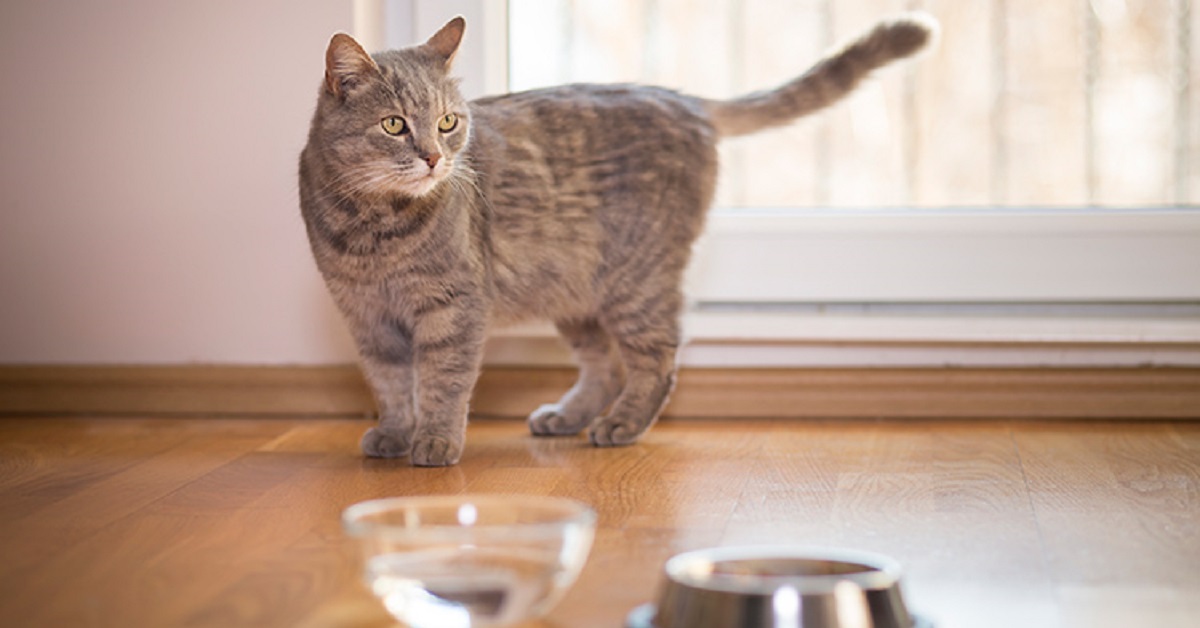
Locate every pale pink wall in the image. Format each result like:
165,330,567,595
0,0,360,363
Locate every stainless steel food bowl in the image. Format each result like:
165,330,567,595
627,546,931,628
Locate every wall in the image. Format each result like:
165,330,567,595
0,0,360,363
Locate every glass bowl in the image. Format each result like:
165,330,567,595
342,495,596,628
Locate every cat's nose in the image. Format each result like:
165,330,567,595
422,153,442,169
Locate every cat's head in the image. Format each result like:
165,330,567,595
312,17,469,199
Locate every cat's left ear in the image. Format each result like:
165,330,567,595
424,16,466,68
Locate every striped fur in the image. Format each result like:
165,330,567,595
299,15,935,465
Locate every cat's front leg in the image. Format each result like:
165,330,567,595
410,305,487,467
355,324,418,458
360,361,416,457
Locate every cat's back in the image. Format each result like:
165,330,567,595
468,83,717,166
473,83,711,131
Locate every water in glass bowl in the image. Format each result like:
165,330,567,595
366,546,565,628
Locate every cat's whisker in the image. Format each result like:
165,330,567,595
314,169,378,204
334,163,398,196
315,161,412,219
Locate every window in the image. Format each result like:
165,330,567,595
510,0,1199,209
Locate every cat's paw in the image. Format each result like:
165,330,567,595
410,434,463,467
588,415,647,447
528,404,590,436
361,426,412,458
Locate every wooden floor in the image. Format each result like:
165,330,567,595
0,416,1197,628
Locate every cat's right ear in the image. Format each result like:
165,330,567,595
324,33,380,99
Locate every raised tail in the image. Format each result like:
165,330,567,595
705,13,938,138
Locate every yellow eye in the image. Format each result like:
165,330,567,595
438,113,458,132
381,116,407,136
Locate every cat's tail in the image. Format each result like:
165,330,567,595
704,13,938,138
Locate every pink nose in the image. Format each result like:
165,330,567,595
423,153,442,168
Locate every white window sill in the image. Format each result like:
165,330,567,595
486,309,1200,368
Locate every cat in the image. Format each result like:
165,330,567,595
299,14,936,466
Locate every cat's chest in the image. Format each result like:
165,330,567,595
329,266,481,322
312,202,475,281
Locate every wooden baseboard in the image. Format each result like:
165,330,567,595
0,365,375,417
1,365,1198,419
473,367,1200,419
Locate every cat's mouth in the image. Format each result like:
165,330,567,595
396,166,447,198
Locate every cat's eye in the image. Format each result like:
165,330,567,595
381,116,408,136
438,113,458,133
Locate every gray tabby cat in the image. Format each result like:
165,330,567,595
299,14,935,466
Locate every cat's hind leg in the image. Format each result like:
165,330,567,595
589,289,683,446
529,318,626,436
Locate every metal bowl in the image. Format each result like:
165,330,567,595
627,546,931,628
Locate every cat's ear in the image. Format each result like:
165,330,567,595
423,16,466,67
324,33,380,99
